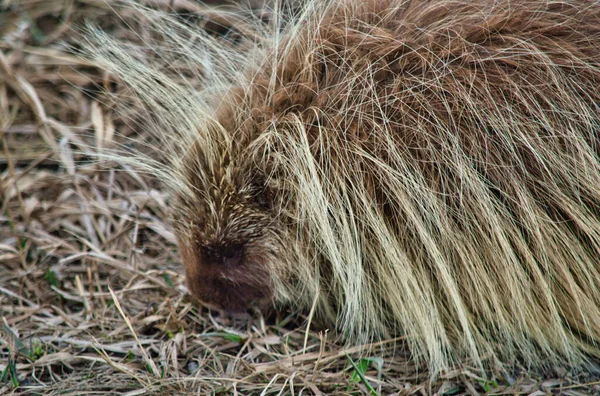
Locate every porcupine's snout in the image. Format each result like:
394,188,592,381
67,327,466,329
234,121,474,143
180,237,274,313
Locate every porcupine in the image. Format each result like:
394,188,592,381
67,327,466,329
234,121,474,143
86,0,600,375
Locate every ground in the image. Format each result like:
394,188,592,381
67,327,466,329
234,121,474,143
1,0,600,394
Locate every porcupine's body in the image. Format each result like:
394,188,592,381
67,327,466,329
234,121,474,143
89,0,600,375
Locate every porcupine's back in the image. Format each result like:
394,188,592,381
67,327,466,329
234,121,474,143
252,0,600,372
87,0,600,375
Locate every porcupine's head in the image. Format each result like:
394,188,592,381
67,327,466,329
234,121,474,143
169,116,286,313
80,2,309,314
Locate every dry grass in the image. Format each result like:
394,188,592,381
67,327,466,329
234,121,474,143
1,0,600,394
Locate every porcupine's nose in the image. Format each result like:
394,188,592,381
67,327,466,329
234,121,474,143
200,244,245,268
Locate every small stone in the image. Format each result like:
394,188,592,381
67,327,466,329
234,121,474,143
187,361,199,375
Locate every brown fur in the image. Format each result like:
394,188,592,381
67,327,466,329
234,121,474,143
90,0,600,375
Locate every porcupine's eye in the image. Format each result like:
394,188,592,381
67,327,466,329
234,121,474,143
254,191,271,209
250,177,272,209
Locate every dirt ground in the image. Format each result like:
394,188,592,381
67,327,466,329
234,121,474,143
1,0,600,394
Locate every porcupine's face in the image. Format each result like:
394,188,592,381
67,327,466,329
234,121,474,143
171,147,281,313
